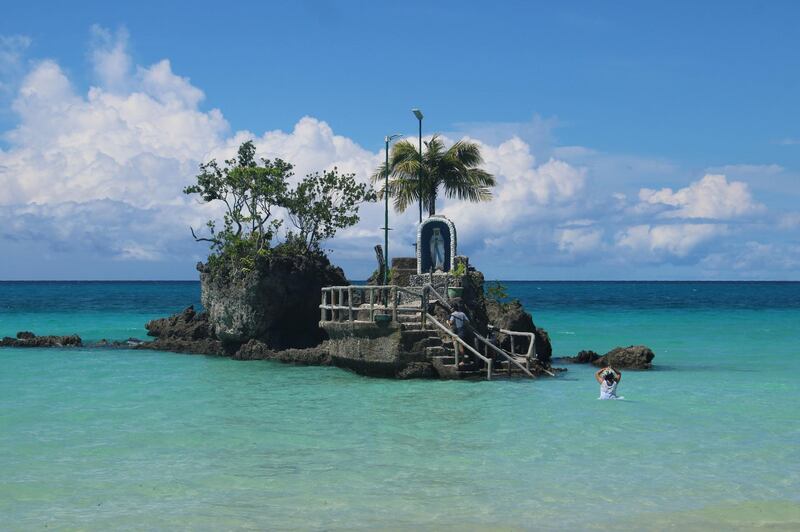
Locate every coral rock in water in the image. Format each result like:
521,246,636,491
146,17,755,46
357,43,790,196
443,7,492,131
594,345,655,370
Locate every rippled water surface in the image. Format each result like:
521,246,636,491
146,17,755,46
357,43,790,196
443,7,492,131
1,281,799,530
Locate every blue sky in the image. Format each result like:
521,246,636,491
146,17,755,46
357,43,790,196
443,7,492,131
1,1,799,279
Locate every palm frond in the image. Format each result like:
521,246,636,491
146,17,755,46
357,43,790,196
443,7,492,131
447,140,484,168
370,162,389,185
369,133,496,214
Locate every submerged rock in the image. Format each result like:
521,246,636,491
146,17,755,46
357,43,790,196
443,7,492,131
594,345,655,369
563,350,601,364
138,306,225,355
562,346,654,369
396,361,437,379
136,337,226,356
232,339,331,365
0,332,82,348
94,338,143,348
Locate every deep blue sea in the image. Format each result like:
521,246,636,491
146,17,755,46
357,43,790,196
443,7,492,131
2,281,799,530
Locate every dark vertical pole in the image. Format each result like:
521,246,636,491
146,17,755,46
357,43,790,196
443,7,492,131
384,138,390,285
418,117,423,223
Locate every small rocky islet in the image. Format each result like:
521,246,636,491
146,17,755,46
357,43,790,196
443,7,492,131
136,250,562,379
2,250,656,379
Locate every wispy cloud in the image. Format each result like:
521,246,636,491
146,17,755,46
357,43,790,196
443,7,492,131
777,138,800,146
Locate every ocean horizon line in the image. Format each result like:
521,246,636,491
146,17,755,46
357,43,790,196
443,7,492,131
1,279,799,283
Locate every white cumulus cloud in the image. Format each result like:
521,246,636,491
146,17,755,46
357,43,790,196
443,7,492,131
441,136,587,241
638,174,762,220
615,223,726,258
556,227,604,255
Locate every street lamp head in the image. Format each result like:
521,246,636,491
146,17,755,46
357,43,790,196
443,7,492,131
412,108,424,121
385,133,403,143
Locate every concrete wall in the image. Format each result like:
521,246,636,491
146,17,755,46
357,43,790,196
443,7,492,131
321,321,431,378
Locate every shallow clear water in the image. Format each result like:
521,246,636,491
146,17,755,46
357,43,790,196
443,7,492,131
1,281,799,530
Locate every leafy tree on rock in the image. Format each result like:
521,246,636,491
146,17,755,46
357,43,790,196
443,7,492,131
185,141,375,272
284,168,376,254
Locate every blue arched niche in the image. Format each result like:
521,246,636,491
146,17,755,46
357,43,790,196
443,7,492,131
416,216,458,274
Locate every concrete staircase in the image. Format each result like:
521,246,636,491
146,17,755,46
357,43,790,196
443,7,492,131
399,316,487,379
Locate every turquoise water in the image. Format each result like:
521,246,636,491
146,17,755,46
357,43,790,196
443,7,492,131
2,282,799,530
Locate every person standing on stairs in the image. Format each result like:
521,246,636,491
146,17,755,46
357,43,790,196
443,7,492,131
448,303,472,368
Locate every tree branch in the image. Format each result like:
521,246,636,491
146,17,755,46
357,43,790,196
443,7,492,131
190,226,217,243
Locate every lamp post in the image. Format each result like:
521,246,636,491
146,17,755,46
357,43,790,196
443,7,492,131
383,134,402,285
412,108,424,223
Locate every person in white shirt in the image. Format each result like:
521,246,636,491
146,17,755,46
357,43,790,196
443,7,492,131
595,366,621,400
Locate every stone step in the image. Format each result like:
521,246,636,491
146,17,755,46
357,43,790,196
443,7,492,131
430,355,487,379
432,355,456,365
401,322,431,331
425,346,449,357
417,336,443,349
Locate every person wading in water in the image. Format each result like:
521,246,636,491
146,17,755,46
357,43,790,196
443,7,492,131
595,366,621,400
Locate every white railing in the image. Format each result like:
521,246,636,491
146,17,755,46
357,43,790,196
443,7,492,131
424,312,493,380
319,283,544,379
319,285,423,324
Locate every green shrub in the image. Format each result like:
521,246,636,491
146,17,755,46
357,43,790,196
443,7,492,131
185,141,375,275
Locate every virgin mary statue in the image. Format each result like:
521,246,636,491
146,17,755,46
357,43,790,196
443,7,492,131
430,227,445,272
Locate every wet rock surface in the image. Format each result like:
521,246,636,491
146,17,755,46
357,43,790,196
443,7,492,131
94,338,144,348
562,350,601,364
233,339,331,365
136,306,225,356
145,306,212,340
136,337,227,356
136,308,332,362
1,332,82,347
594,345,655,369
562,346,655,369
396,361,436,379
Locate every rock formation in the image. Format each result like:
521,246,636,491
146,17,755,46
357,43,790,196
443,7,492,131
0,332,82,347
139,306,225,355
562,350,601,364
594,345,655,369
563,346,655,369
485,299,553,362
198,253,347,350
233,339,332,365
145,306,212,340
94,338,144,348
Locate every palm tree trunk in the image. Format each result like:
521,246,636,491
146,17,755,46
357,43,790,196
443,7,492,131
429,186,437,216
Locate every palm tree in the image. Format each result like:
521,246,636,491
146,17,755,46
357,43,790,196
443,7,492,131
371,134,495,216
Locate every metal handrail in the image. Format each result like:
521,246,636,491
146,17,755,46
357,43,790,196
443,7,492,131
499,329,535,359
422,283,538,378
425,312,492,380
